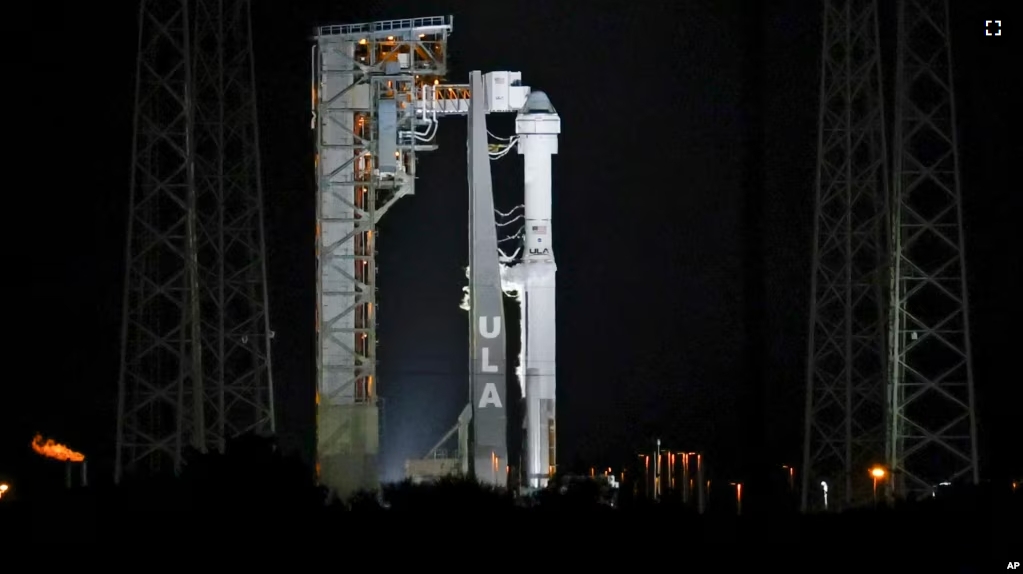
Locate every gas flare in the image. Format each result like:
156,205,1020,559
31,434,85,462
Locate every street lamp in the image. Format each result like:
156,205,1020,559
820,481,828,510
654,439,662,501
869,466,886,506
668,452,674,491
0,483,8,500
729,482,743,515
638,454,650,499
781,465,795,492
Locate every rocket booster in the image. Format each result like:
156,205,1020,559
516,91,560,489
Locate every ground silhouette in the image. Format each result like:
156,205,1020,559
2,433,1018,560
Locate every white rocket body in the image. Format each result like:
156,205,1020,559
516,92,560,489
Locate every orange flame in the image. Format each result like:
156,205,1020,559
31,434,85,462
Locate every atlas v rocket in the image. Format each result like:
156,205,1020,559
516,92,561,489
467,70,561,489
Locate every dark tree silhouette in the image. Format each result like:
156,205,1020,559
179,433,326,512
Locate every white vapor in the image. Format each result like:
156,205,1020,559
459,262,556,398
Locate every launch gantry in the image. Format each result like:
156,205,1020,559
314,16,560,498
313,16,457,500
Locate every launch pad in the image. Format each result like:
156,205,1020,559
313,16,560,499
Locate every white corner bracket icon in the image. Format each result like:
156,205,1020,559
985,20,1002,36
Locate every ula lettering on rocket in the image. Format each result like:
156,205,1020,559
478,316,503,408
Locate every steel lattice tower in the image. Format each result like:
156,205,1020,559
887,0,978,500
115,0,275,482
312,17,452,499
802,0,890,512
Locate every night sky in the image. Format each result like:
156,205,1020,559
7,0,1018,491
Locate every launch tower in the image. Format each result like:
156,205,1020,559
116,0,275,480
802,0,889,512
803,0,978,509
888,0,979,500
311,17,453,499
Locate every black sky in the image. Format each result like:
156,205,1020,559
7,0,1019,491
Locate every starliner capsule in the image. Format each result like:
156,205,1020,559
515,91,560,489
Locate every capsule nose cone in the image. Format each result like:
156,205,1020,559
520,91,556,114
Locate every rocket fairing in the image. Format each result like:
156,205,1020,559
516,91,561,489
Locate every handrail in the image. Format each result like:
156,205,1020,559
318,15,453,38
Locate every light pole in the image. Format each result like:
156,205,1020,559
729,482,743,515
870,466,886,507
681,453,689,504
654,439,661,502
0,483,8,500
639,454,650,499
821,480,828,510
668,451,674,492
782,465,795,492
696,453,705,514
